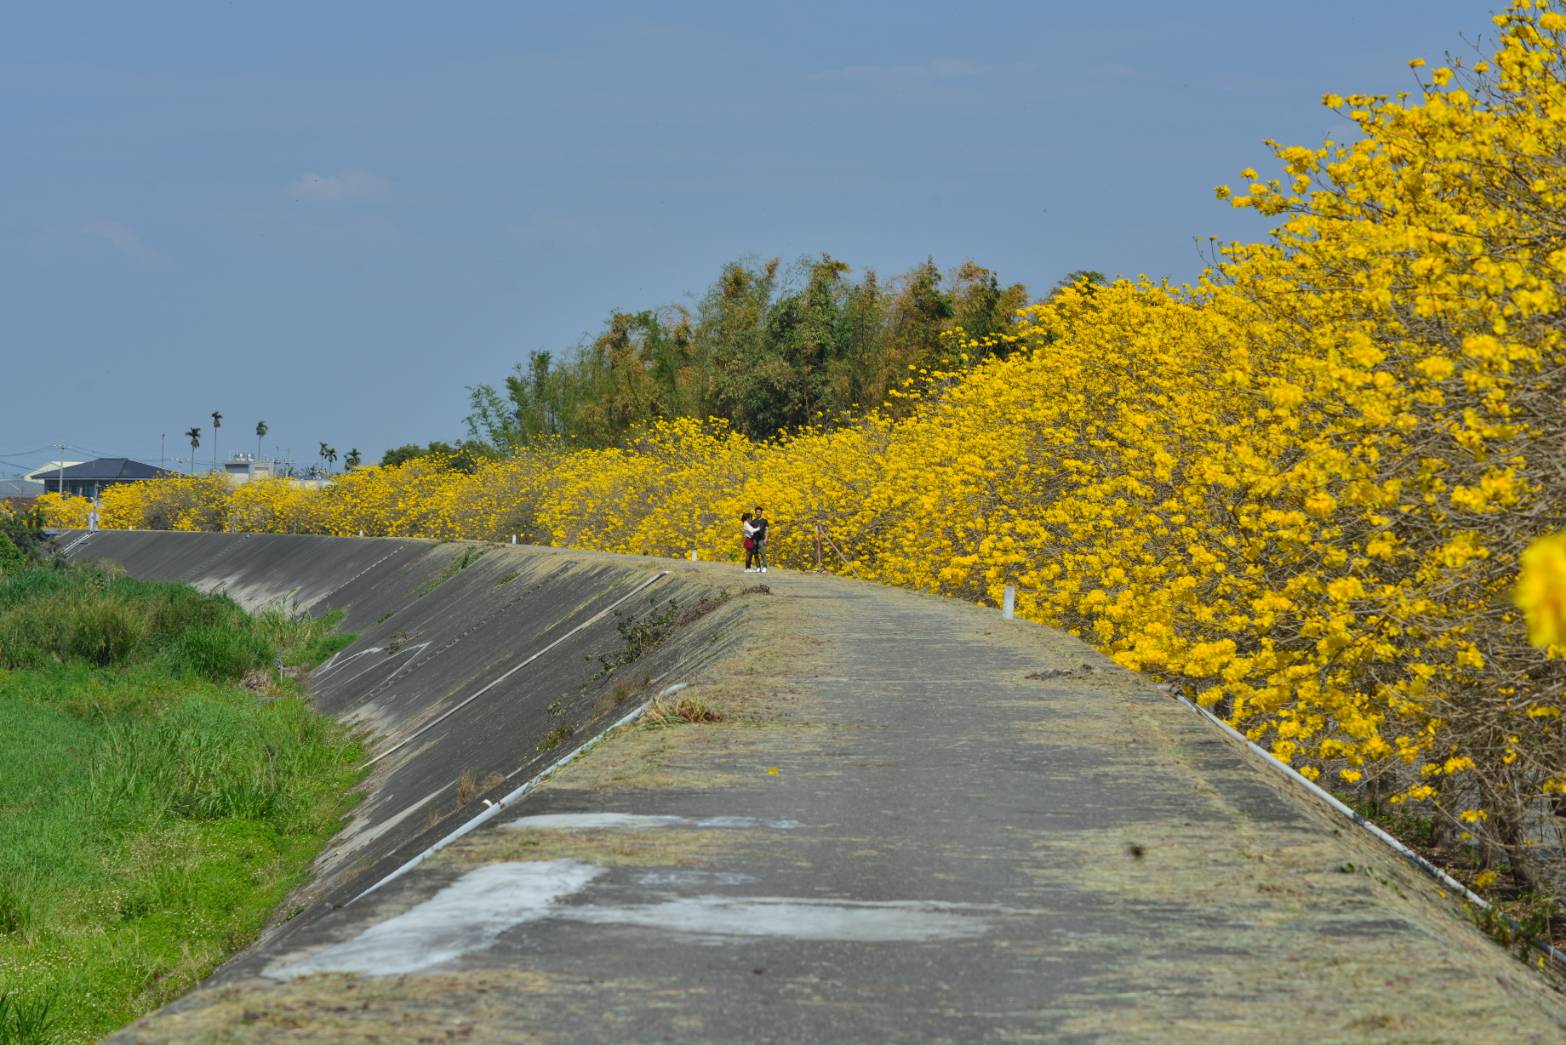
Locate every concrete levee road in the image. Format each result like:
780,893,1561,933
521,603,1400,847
68,531,1566,1042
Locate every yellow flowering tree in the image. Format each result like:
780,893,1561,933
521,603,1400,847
34,492,94,529
92,1,1566,902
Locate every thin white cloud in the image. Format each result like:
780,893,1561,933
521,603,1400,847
809,58,1025,87
38,220,169,266
286,169,391,204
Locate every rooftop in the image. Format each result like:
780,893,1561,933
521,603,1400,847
47,458,173,482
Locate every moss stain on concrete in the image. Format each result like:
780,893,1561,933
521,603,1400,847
537,593,836,797
116,969,591,1043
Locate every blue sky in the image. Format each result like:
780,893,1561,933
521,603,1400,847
1,0,1496,473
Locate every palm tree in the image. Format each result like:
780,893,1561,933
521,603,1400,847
255,420,268,460
345,448,362,470
211,411,223,471
185,427,202,475
318,441,329,475
324,446,338,474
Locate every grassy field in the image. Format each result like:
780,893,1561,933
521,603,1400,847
0,556,361,1043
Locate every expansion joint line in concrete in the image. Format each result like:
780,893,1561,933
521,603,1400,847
345,684,685,906
360,571,670,770
1177,694,1566,971
353,574,577,705
310,544,418,614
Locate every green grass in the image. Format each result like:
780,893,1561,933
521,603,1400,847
0,563,362,1043
259,606,355,668
537,722,575,752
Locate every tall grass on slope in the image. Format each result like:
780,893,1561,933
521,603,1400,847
0,563,361,1044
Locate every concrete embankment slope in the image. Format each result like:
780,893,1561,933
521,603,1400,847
72,532,1566,1041
65,530,739,921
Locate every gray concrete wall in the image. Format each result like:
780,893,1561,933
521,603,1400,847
65,531,737,930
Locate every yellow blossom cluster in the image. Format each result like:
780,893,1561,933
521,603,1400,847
33,491,94,528
56,1,1566,891
1517,535,1566,648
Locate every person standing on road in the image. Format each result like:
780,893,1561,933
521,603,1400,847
742,512,759,572
750,505,769,573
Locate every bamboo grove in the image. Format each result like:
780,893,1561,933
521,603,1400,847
27,0,1566,904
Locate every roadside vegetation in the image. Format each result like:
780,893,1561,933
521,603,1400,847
454,254,1034,452
33,0,1566,952
0,509,361,1043
369,254,1039,470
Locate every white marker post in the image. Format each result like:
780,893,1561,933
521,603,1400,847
689,550,697,561
1002,584,1016,620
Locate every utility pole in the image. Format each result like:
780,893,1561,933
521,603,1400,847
58,441,65,497
161,433,166,471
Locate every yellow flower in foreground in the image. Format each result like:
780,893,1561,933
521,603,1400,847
1516,534,1566,647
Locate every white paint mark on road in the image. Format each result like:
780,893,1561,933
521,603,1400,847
272,858,992,978
504,813,800,831
267,861,602,979
567,896,991,942
696,815,797,829
634,870,757,887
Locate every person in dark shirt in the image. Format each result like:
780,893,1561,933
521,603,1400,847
749,506,769,573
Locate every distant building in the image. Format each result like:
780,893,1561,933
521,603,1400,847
222,453,278,484
23,461,82,482
219,455,331,489
38,458,174,499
